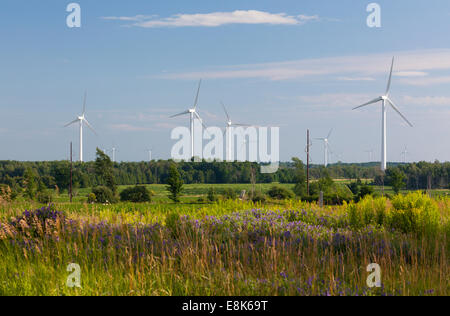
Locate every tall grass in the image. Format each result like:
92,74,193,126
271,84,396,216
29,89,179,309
0,193,448,296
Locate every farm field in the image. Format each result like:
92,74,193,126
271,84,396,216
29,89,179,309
0,192,448,296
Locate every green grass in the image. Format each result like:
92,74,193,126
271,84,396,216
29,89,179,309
1,190,448,296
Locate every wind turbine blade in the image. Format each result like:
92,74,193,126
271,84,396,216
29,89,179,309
386,57,395,95
64,119,79,127
221,102,230,122
193,79,202,109
352,97,382,110
83,118,97,135
327,128,333,139
82,91,87,115
170,110,190,118
194,112,210,136
387,97,413,127
314,138,326,141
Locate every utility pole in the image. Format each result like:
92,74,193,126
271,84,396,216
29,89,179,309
70,142,73,203
307,129,310,196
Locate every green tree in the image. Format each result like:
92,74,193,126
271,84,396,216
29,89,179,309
389,168,406,194
318,169,334,193
94,148,116,194
292,157,307,197
166,164,184,203
120,186,152,203
23,168,37,200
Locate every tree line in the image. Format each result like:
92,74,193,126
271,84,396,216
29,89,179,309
0,157,448,194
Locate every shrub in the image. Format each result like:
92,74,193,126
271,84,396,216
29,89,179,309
348,195,388,229
207,188,218,202
167,164,183,203
389,192,440,235
324,184,354,205
359,184,374,200
267,186,294,200
87,193,96,204
223,188,237,200
92,186,115,204
36,190,53,204
251,191,266,203
120,186,152,203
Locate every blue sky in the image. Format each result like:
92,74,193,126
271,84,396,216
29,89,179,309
0,0,449,163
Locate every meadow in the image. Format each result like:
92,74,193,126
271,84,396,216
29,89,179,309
0,190,448,296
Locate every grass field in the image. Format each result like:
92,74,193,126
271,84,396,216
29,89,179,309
0,190,448,296
46,182,450,204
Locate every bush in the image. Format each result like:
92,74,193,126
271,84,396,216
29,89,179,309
120,186,152,203
348,195,388,229
87,193,96,204
92,186,115,204
251,191,266,203
389,192,440,235
222,188,237,200
267,185,294,200
36,190,53,204
207,188,218,202
323,184,354,205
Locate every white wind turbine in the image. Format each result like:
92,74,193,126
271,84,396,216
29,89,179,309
353,57,413,172
315,129,333,167
401,147,409,163
170,80,208,160
365,149,375,162
221,102,252,162
64,92,97,162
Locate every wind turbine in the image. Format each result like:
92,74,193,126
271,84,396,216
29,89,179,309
315,129,333,167
64,92,97,162
170,80,208,160
401,147,409,163
353,57,413,172
365,149,374,162
106,146,118,162
221,102,252,161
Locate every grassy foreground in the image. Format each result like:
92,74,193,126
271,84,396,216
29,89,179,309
0,193,448,296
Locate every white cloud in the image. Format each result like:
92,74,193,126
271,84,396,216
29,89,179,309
337,77,375,81
402,95,450,106
103,10,319,28
101,15,157,22
277,93,450,113
157,49,450,81
394,71,428,77
398,76,450,86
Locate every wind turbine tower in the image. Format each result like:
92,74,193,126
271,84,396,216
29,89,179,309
221,102,252,162
170,80,207,160
65,92,97,162
353,57,413,172
315,129,333,167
